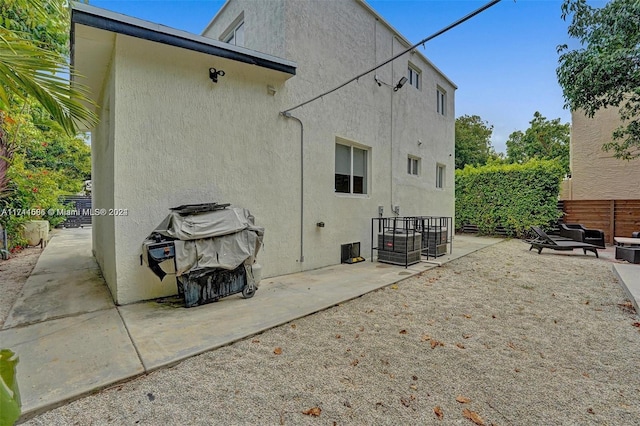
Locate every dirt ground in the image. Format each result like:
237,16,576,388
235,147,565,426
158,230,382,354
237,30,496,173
0,247,43,328
22,239,640,426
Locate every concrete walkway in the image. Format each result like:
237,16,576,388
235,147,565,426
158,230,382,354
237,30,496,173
2,228,636,420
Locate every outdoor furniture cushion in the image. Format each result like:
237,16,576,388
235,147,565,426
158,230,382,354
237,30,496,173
560,223,606,248
615,246,640,264
527,226,600,258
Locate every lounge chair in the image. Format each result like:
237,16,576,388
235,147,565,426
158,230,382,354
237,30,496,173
560,223,606,248
527,226,600,258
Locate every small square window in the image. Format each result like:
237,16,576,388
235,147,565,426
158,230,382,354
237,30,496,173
408,65,420,90
436,164,445,188
437,88,446,115
408,157,419,175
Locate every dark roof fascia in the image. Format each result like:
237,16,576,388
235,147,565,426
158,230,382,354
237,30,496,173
71,6,296,76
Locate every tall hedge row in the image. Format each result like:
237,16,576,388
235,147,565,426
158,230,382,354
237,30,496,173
455,160,563,237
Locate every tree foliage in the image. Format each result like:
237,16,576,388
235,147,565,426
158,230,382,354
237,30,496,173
0,0,93,248
557,0,640,159
455,114,495,169
456,160,564,237
506,111,570,175
0,0,97,135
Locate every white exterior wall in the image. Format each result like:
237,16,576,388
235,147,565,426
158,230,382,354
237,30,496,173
205,0,454,271
87,0,455,304
106,35,297,304
91,53,117,298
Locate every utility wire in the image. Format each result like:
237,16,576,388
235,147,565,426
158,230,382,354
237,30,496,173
281,0,502,114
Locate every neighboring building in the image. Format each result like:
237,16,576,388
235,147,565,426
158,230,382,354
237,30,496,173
560,108,640,242
561,108,640,200
71,0,456,304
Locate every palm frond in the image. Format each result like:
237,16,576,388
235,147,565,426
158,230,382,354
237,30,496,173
0,29,98,135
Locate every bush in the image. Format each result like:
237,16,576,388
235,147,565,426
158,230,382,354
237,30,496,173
455,159,564,237
0,101,90,249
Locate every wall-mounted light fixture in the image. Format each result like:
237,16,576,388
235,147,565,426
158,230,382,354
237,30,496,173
376,75,409,92
393,76,408,92
267,85,277,96
209,67,225,83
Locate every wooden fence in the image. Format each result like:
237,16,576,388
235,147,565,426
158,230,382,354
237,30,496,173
561,200,640,244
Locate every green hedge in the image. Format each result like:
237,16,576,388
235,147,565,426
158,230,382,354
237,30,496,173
455,160,563,237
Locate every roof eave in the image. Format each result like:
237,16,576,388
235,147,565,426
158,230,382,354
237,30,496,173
70,2,296,76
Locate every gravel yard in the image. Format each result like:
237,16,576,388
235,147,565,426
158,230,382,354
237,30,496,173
24,239,640,425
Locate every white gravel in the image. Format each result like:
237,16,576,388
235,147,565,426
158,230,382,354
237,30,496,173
23,239,640,425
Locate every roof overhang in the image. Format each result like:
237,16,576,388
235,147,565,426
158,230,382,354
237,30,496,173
70,2,297,124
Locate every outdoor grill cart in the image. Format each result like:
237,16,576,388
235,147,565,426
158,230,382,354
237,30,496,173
141,203,264,307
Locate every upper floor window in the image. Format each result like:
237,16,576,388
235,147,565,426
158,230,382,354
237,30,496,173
437,87,446,115
408,65,421,90
222,19,244,47
436,163,445,188
335,142,368,195
408,156,420,176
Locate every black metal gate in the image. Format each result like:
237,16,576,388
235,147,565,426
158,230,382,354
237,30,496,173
59,195,92,228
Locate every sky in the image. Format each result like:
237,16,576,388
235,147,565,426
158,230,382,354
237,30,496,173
90,0,606,154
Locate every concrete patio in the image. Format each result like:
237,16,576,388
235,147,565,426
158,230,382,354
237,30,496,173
1,228,506,419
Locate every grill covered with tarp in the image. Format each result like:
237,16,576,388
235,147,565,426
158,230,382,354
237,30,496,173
142,203,263,307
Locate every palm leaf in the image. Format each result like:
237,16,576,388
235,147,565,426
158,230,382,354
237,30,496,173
0,29,98,135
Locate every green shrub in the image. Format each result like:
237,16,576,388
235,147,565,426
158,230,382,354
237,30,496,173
455,159,563,237
0,349,21,426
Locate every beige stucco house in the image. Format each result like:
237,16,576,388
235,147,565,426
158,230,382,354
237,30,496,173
562,108,640,200
559,108,640,242
71,0,456,304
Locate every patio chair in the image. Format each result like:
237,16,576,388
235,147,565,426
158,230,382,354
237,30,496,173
561,223,606,248
527,226,600,258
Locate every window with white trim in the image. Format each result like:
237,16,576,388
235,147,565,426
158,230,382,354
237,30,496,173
335,142,368,195
407,156,420,176
408,64,421,90
222,19,245,47
437,87,446,115
436,163,445,188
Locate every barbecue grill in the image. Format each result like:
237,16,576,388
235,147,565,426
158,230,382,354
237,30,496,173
141,202,264,307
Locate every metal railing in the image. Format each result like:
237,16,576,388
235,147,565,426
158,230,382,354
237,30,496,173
371,216,453,267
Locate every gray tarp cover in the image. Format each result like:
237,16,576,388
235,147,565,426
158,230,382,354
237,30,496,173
152,208,264,276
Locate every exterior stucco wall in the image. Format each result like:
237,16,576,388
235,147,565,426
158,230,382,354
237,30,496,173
89,0,455,304
91,54,117,297
202,0,285,58
279,0,455,270
565,108,640,200
111,35,297,304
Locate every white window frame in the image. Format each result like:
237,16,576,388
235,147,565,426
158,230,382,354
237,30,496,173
222,16,245,47
408,64,421,90
335,141,369,196
408,156,420,176
437,87,446,116
436,163,445,189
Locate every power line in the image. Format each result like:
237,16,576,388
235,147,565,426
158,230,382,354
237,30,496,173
281,0,502,114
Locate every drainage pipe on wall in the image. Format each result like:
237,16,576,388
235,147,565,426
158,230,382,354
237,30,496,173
280,111,305,263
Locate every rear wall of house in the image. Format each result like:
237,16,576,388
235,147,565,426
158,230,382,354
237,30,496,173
204,0,455,273
110,35,297,304
101,0,455,304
